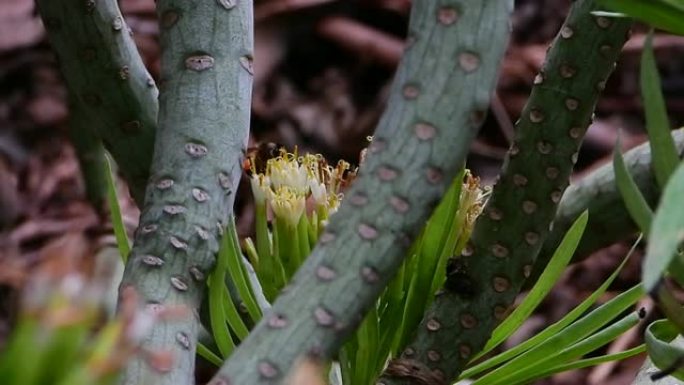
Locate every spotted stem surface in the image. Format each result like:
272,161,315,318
36,0,158,205
118,1,253,385
210,1,512,384
379,1,632,384
533,129,684,283
68,100,109,210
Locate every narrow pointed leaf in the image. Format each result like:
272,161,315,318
472,284,644,385
208,235,236,358
643,162,684,291
641,31,679,188
104,155,130,262
461,236,642,380
598,0,684,35
197,343,223,367
613,136,654,234
495,311,642,385
527,345,645,383
225,217,263,322
479,211,588,357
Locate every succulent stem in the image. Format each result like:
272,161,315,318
117,1,253,384
379,2,632,384
68,99,108,211
210,1,511,384
532,129,684,283
36,0,158,205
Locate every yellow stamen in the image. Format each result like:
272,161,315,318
270,186,306,227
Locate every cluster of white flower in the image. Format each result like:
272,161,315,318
249,148,355,227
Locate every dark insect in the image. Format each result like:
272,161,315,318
444,257,478,298
242,142,282,175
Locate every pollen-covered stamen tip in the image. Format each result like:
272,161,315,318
270,186,306,227
268,155,310,196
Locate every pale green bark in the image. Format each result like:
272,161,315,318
36,0,158,205
532,129,684,283
118,1,253,384
68,100,108,211
210,1,512,384
380,2,632,384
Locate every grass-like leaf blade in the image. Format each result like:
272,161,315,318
497,311,642,384
225,217,263,322
643,162,684,291
197,343,223,366
395,174,464,351
208,233,235,358
478,211,589,358
472,284,644,385
461,236,641,379
641,31,679,188
526,344,645,383
104,154,130,262
613,136,654,234
598,0,684,35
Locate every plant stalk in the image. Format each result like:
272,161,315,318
118,1,253,384
210,1,512,384
36,0,158,205
379,2,632,384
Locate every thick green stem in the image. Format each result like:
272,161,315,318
36,0,158,205
68,100,108,212
118,1,253,384
531,129,684,283
379,2,632,384
211,1,511,384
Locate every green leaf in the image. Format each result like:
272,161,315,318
472,284,644,385
34,322,89,384
599,0,684,35
0,317,45,385
224,217,263,322
395,174,464,351
104,154,130,262
354,308,380,385
501,311,642,385
643,161,684,291
197,343,223,366
641,30,680,188
478,211,589,358
614,135,654,234
645,319,684,381
221,285,249,340
208,234,235,358
461,236,642,380
526,345,645,383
